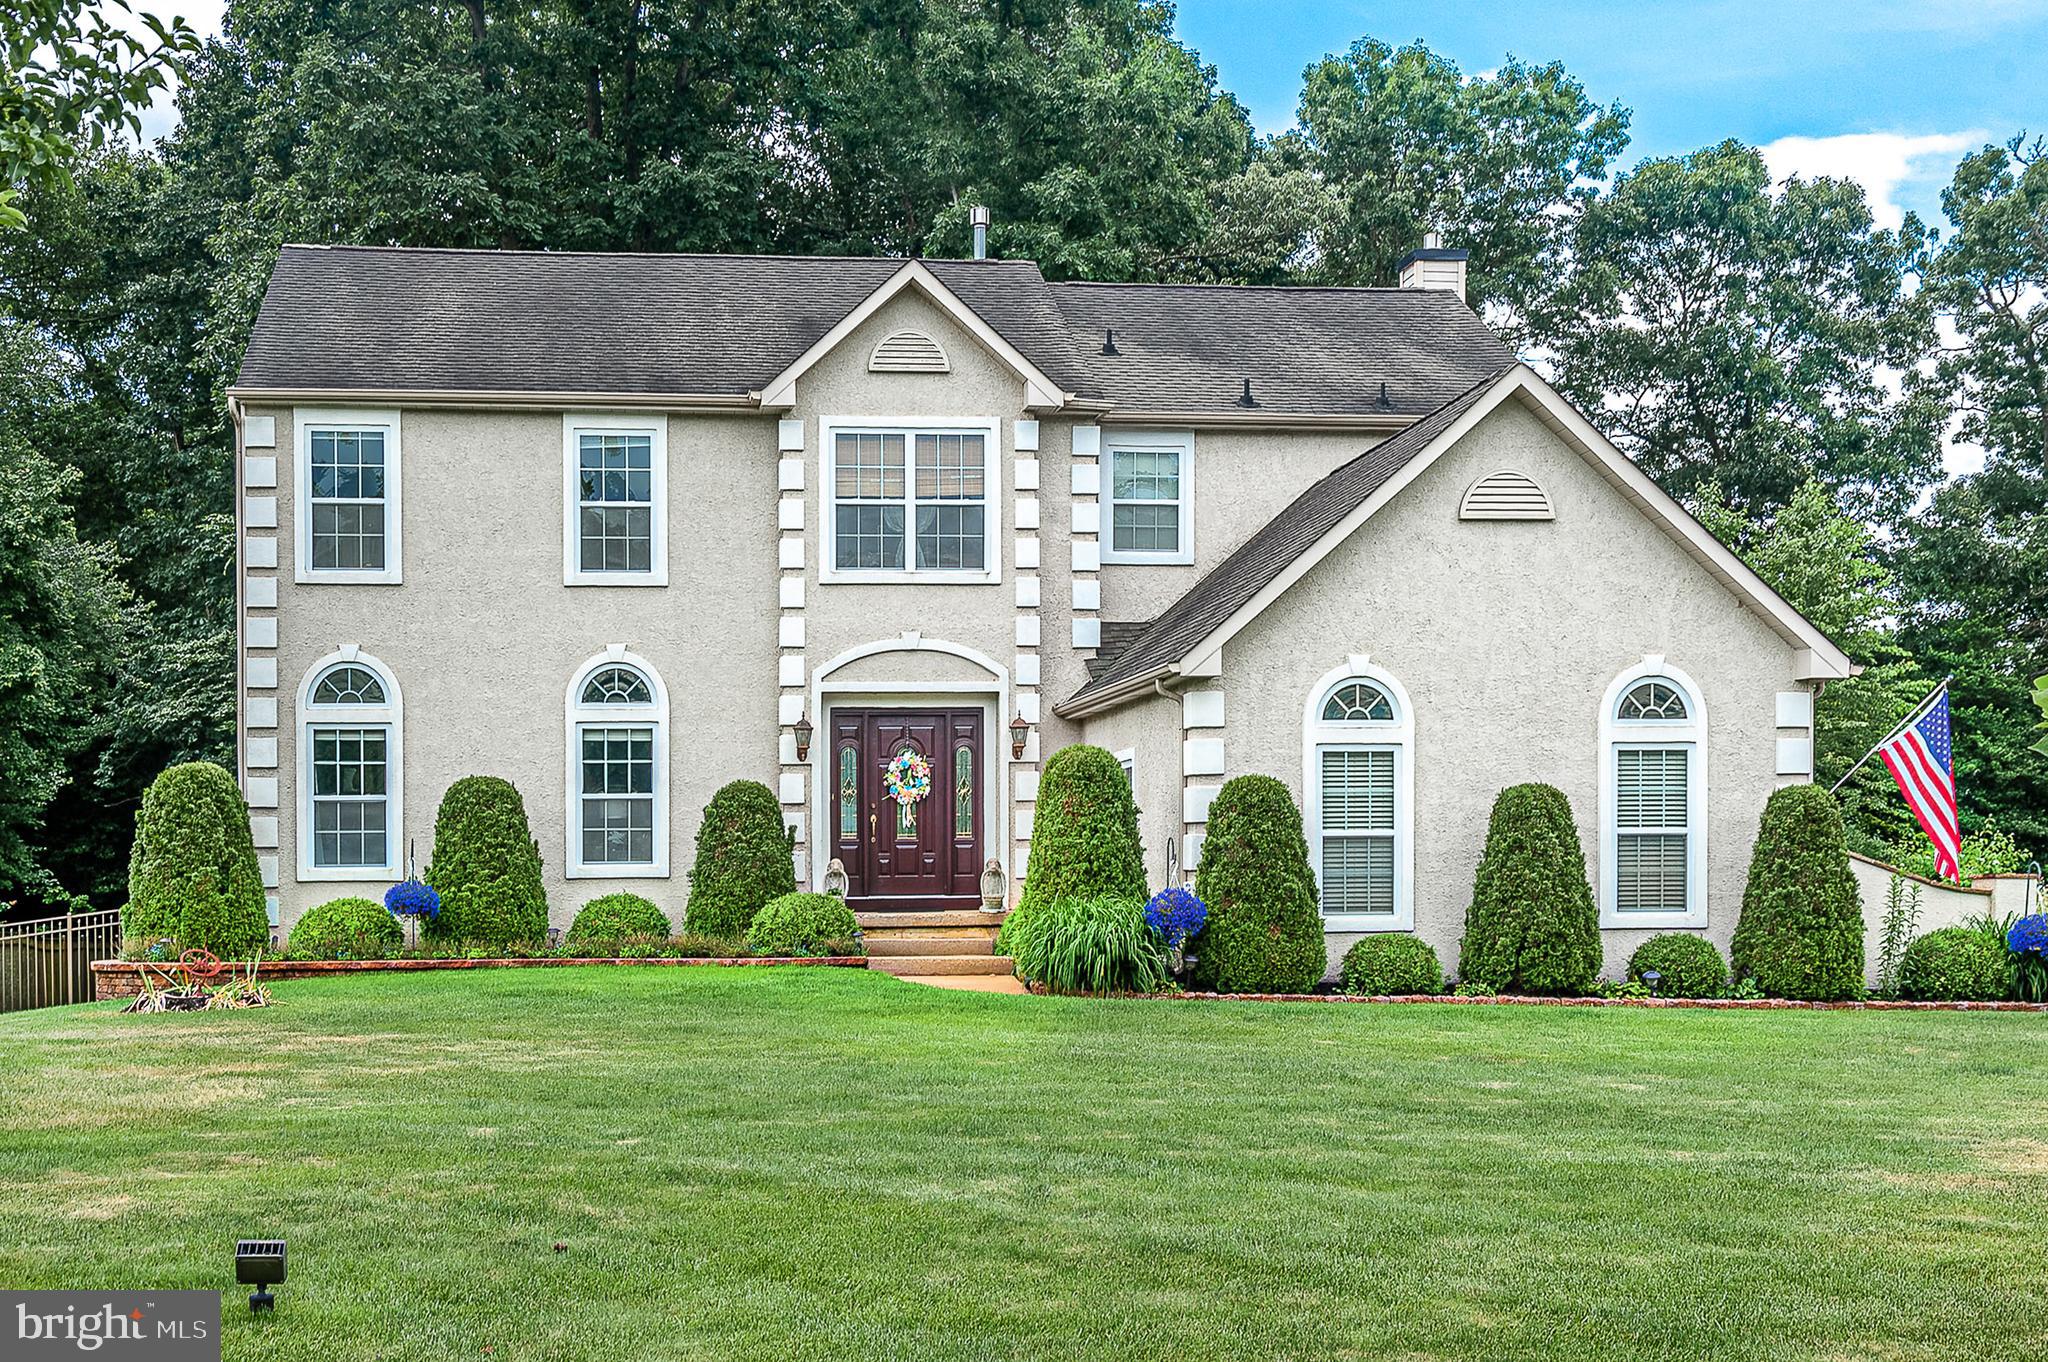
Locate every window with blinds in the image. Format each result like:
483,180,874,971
1615,747,1689,912
1319,747,1396,916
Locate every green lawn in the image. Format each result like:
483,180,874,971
2,969,2044,1361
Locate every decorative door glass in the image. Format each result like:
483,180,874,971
838,744,858,841
954,747,974,837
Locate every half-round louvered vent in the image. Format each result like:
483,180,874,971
869,330,950,373
1459,470,1554,521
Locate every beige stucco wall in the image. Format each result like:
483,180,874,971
1212,397,1807,979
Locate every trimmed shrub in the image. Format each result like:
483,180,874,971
1189,775,1325,994
1017,745,1147,915
1339,934,1444,996
746,892,861,957
684,780,795,938
1457,784,1600,996
286,897,403,961
423,777,549,947
1626,933,1729,999
993,897,1045,959
1730,785,1865,1000
124,762,270,956
568,892,671,945
1899,925,2010,1002
1010,895,1167,996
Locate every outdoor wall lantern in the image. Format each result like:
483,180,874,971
234,1239,286,1312
1009,712,1031,759
792,712,814,763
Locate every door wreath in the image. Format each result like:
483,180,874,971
884,749,933,806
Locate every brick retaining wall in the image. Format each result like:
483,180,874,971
90,956,866,1001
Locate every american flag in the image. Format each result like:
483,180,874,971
1878,686,1960,882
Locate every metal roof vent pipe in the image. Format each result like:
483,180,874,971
1397,229,1470,301
970,205,991,260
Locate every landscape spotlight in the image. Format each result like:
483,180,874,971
1641,969,1662,997
234,1239,286,1312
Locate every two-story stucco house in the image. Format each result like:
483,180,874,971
226,240,1854,977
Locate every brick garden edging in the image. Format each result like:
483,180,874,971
1161,990,2048,1011
90,955,866,1001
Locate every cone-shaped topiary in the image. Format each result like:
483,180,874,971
1188,774,1325,993
1457,784,1600,995
1017,744,1147,915
423,776,548,947
684,779,795,938
286,896,403,960
124,761,271,956
567,892,671,945
1626,933,1729,999
1729,785,1865,1000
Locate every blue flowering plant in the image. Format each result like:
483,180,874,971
385,878,441,951
2008,913,2048,1003
1144,887,1208,971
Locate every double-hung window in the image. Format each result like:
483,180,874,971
1601,668,1706,927
1103,432,1194,564
298,654,403,879
1305,671,1414,930
563,416,667,585
566,654,669,877
824,421,998,581
296,410,401,584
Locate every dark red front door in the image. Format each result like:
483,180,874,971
829,708,983,908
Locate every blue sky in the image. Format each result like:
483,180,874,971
1175,0,2048,230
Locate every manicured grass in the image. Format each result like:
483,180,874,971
2,968,2045,1360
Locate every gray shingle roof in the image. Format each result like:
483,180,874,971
1064,365,1517,709
233,246,1513,415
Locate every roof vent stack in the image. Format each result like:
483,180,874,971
970,205,990,260
1397,230,1469,301
1236,377,1259,409
1374,381,1393,411
1101,328,1119,356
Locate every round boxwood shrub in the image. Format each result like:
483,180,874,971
1626,933,1729,999
1899,925,2010,1002
286,897,403,960
1016,745,1146,915
1729,785,1864,1000
684,780,796,939
746,892,861,957
1457,784,1600,996
1010,895,1166,995
567,892,671,946
1340,934,1444,996
423,776,549,947
1189,774,1325,994
124,761,270,956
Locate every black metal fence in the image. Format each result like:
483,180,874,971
0,909,123,1012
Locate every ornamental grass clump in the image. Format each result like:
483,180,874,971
1626,933,1729,999
684,780,796,939
1010,895,1166,996
1456,783,1600,996
286,897,403,961
746,892,861,957
1729,785,1864,1000
1016,745,1147,914
1339,934,1443,996
1189,775,1325,994
124,761,270,957
568,892,671,946
423,776,549,947
1900,924,2010,1002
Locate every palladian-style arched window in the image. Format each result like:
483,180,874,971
565,649,669,878
298,649,403,879
1600,661,1707,928
1302,660,1415,931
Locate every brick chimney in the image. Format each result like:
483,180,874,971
1398,231,1468,300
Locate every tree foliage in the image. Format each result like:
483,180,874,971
1188,774,1324,994
684,779,794,939
124,760,268,955
423,776,549,947
1017,744,1147,915
1456,784,1600,996
1729,785,1865,1000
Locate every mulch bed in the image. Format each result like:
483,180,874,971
91,955,865,1001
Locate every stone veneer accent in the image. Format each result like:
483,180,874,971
1179,687,1225,883
1069,425,1102,650
776,418,809,882
1012,418,1043,888
240,414,282,922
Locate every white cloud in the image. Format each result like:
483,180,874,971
1760,130,1985,230
95,0,229,145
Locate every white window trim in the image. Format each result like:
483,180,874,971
564,647,671,879
294,408,402,584
562,413,669,587
1599,658,1708,929
818,416,1003,584
1113,747,1135,786
295,647,403,881
1302,658,1415,931
1100,431,1195,565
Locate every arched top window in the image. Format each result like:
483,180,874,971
1321,680,1397,723
580,665,653,706
310,664,387,707
1617,679,1689,722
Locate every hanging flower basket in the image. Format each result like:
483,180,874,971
883,749,933,807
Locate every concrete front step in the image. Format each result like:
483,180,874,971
868,954,1016,977
856,910,1006,929
867,935,997,957
861,924,999,941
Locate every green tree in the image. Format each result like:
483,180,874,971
124,760,269,954
1547,141,1942,523
423,776,549,946
1188,775,1324,994
683,779,794,939
1017,744,1147,914
1457,784,1600,995
1729,785,1865,1000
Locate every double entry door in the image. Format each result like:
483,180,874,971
827,708,984,908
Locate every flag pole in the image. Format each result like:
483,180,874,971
1827,675,1953,796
